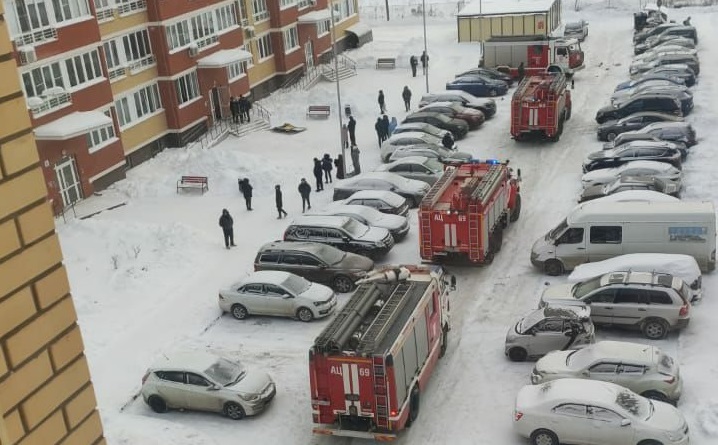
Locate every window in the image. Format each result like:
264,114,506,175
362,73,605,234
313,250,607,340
265,285,286,296
586,289,615,304
51,0,90,23
238,0,249,25
156,371,184,383
280,0,296,8
191,11,215,42
123,29,153,65
115,96,131,127
186,373,210,386
257,33,273,59
116,0,146,15
259,252,279,263
175,71,200,105
557,228,584,245
317,19,331,35
647,290,673,305
589,363,618,373
86,111,116,152
618,364,645,375
589,226,622,244
103,40,123,78
13,0,52,37
589,407,623,423
115,83,162,128
537,320,563,332
227,60,248,81
614,288,645,304
65,49,103,88
297,0,311,8
281,254,301,265
215,3,238,32
283,26,299,52
252,0,269,21
22,61,65,98
241,283,264,294
166,21,191,50
553,404,588,418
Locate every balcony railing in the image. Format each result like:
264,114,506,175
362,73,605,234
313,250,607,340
127,55,155,72
30,92,72,115
96,8,116,22
117,0,146,15
15,27,58,47
108,66,127,80
196,35,219,49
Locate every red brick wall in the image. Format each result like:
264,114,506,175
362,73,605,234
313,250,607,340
32,81,114,128
28,20,101,60
147,0,223,21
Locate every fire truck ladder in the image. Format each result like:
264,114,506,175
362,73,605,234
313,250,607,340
372,355,389,429
420,167,458,210
356,282,414,355
420,211,433,260
419,168,459,260
467,165,504,261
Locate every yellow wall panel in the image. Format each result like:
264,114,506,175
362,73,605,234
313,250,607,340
33,266,71,310
4,409,25,445
0,287,36,338
16,202,54,245
0,133,39,176
98,11,149,37
110,65,159,97
58,410,102,445
0,219,20,259
0,352,53,412
0,20,13,56
16,411,65,445
49,326,84,371
120,112,168,154
0,96,31,141
0,60,22,99
0,234,62,302
64,385,97,429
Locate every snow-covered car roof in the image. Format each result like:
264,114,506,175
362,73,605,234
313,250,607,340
518,378,645,410
149,351,227,372
340,172,428,191
288,214,352,228
566,341,658,368
568,253,700,285
518,305,590,333
344,190,407,206
586,190,680,204
386,131,440,144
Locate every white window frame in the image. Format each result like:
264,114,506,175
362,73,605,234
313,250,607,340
317,19,330,36
297,0,311,8
115,83,162,129
165,4,239,53
65,49,103,89
94,0,115,22
256,33,273,60
227,60,248,82
50,0,91,24
175,71,201,106
282,26,299,53
252,0,269,22
122,28,155,71
166,20,192,50
215,3,239,32
8,0,94,45
280,0,296,9
103,40,125,80
87,109,117,154
116,0,146,16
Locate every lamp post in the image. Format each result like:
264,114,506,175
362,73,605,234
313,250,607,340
329,2,347,175
422,0,429,93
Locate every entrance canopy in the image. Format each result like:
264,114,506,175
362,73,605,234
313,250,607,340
34,111,113,140
197,49,253,68
297,10,331,23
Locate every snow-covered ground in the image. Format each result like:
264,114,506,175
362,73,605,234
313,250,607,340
56,0,718,443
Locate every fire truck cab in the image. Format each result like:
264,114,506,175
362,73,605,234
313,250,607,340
511,72,572,142
310,265,452,441
481,36,585,79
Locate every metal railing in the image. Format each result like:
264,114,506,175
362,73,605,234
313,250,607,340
15,27,58,46
30,92,72,115
117,0,146,15
252,102,271,123
127,55,156,72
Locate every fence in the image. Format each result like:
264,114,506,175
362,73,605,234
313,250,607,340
359,0,466,20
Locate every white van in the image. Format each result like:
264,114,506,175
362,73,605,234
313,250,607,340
531,201,716,275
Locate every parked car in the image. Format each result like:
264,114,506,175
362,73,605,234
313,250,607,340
375,156,444,185
538,271,692,339
563,19,589,41
589,189,679,205
579,176,680,202
569,253,703,303
218,271,336,322
402,111,469,139
388,145,473,164
381,132,453,160
583,141,683,172
604,135,688,160
455,67,513,86
418,91,497,117
504,305,594,362
446,75,509,97
633,22,679,45
630,54,700,78
141,352,275,420
531,341,682,403
633,45,698,63
581,160,682,188
311,203,409,241
332,172,429,206
643,64,696,86
337,190,410,216
614,75,686,92
283,215,394,259
254,241,373,293
418,102,485,129
644,25,698,47
514,379,689,445
633,121,697,147
596,111,684,141
634,35,696,55
392,122,452,140
595,95,682,124
610,82,691,106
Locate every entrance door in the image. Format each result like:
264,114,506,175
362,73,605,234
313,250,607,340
55,157,82,207
305,39,314,69
210,87,222,123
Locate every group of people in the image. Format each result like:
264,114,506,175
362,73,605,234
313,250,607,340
409,50,429,77
375,114,398,146
229,95,252,124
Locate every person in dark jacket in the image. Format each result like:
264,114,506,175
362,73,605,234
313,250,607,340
375,117,384,147
409,55,418,77
275,185,287,219
518,62,525,80
322,154,333,183
238,95,251,123
381,115,390,143
402,86,412,112
218,209,235,249
229,97,240,123
335,154,345,179
378,90,386,114
298,178,311,212
313,158,324,192
420,50,429,74
239,178,253,210
442,132,454,149
347,116,357,146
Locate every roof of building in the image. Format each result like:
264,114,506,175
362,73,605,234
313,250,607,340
34,111,113,140
298,9,331,23
197,49,253,68
345,22,372,37
458,0,556,17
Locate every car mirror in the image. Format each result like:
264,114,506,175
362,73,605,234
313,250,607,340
620,419,631,427
283,294,293,299
342,236,351,242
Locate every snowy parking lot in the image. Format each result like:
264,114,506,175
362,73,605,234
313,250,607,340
57,1,718,444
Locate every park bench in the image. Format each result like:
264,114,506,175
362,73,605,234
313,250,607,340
376,58,396,69
177,176,208,194
306,105,331,119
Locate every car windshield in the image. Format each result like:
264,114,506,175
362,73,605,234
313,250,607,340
425,158,444,172
616,390,652,420
573,277,603,299
317,244,346,265
566,348,594,368
517,310,544,333
205,358,246,386
343,218,369,237
547,219,568,240
282,274,311,294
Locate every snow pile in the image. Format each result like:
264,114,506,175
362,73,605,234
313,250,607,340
568,253,701,285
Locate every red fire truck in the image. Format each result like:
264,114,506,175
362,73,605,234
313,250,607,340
418,161,521,263
481,36,584,79
511,72,572,142
310,265,452,441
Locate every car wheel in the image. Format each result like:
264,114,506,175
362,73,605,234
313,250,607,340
231,304,249,320
566,106,572,121
637,441,663,445
642,318,669,340
148,395,168,413
406,386,421,426
224,402,246,420
332,275,355,293
607,132,617,141
508,347,528,362
544,260,564,276
510,195,521,222
530,429,559,445
489,89,497,97
297,307,314,322
641,390,669,403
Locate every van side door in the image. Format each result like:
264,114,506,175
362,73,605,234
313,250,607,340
588,225,623,262
554,227,587,270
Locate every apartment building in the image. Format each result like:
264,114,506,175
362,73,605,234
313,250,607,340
0,3,105,444
3,0,362,213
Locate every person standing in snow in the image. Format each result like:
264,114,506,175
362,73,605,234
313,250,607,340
402,86,412,112
239,95,251,123
381,115,390,143
275,185,288,219
335,154,345,179
322,154,334,183
313,158,324,192
420,50,429,75
442,132,454,149
378,90,386,114
229,97,240,123
348,115,357,146
409,55,418,77
341,124,349,149
517,62,525,80
350,145,361,175
298,178,312,212
375,117,384,147
239,178,253,210
219,209,236,249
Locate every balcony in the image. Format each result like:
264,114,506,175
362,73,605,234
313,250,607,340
14,27,58,47
28,92,73,117
128,54,156,73
196,35,219,50
117,0,146,15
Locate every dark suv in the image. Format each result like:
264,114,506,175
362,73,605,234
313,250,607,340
595,94,681,124
403,111,469,139
254,241,374,293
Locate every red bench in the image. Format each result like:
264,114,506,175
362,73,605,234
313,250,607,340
307,105,331,119
177,176,208,194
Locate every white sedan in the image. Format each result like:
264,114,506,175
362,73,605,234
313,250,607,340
380,131,449,161
514,379,689,445
580,160,682,188
218,271,336,322
332,172,430,207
